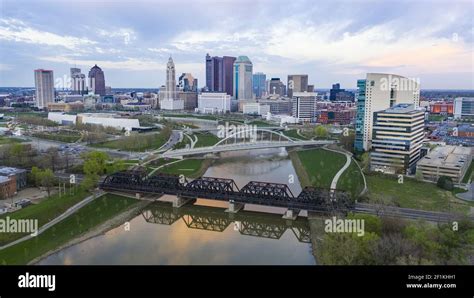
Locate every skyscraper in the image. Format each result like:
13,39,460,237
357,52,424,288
287,74,308,98
178,73,198,92
269,78,286,97
160,57,184,110
34,69,55,109
291,91,317,123
233,56,253,100
252,72,266,99
354,73,420,151
88,65,106,96
205,54,235,96
70,68,86,95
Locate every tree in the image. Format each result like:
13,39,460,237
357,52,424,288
314,125,329,139
30,166,41,187
437,176,454,191
40,169,56,197
81,151,110,190
339,131,355,152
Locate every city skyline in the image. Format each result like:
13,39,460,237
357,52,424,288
0,0,473,89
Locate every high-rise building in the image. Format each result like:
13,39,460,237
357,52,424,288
159,57,184,110
287,74,308,98
329,83,354,102
291,91,317,122
252,72,266,99
70,68,86,95
454,97,474,119
269,78,286,97
34,69,55,109
205,54,235,96
88,65,106,96
370,104,425,174
178,73,198,92
233,56,253,100
354,73,420,152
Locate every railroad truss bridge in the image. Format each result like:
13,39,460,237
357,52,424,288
100,170,355,218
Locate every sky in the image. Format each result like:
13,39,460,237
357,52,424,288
0,0,473,89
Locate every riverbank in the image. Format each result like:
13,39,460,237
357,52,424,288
0,194,140,265
30,199,151,265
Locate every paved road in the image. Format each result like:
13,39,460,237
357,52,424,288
456,182,473,201
0,191,105,250
355,202,474,222
327,148,352,191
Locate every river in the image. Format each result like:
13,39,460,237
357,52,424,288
38,148,317,265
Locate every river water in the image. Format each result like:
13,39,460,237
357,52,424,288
38,148,317,265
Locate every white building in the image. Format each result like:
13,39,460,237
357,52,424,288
48,112,140,130
197,92,231,114
265,113,299,125
242,102,270,116
417,146,472,183
159,57,184,110
233,56,253,100
355,73,420,151
454,97,474,119
34,69,55,109
291,91,317,122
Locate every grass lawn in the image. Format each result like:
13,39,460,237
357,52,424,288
283,129,308,140
428,114,445,121
461,160,473,183
0,187,89,246
92,129,171,152
364,174,473,214
173,134,192,149
0,136,25,145
0,194,138,265
338,161,365,198
291,148,346,189
248,120,276,127
163,114,218,121
195,132,219,147
158,159,211,178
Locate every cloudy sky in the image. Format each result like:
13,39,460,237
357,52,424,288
0,0,472,89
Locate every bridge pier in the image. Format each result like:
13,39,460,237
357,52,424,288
172,195,196,208
282,209,300,220
225,201,245,213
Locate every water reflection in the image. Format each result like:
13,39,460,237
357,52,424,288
142,201,311,243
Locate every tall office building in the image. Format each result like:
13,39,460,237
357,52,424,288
453,97,474,119
233,56,253,100
178,73,198,92
205,54,235,96
269,78,286,97
70,68,86,95
370,104,425,174
88,65,106,96
354,73,420,152
287,74,308,98
330,83,354,102
292,91,317,122
160,57,184,110
252,72,266,99
34,69,55,109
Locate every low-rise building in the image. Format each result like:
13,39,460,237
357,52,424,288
0,166,27,190
197,92,231,114
242,102,270,116
0,175,16,199
416,145,472,183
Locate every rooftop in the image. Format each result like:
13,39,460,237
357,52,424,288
0,166,26,175
417,145,472,168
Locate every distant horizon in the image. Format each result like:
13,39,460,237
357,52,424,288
0,0,473,89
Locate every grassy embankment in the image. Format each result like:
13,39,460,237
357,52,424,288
0,194,138,265
0,188,89,246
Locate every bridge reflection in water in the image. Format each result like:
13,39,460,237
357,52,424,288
141,202,312,243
